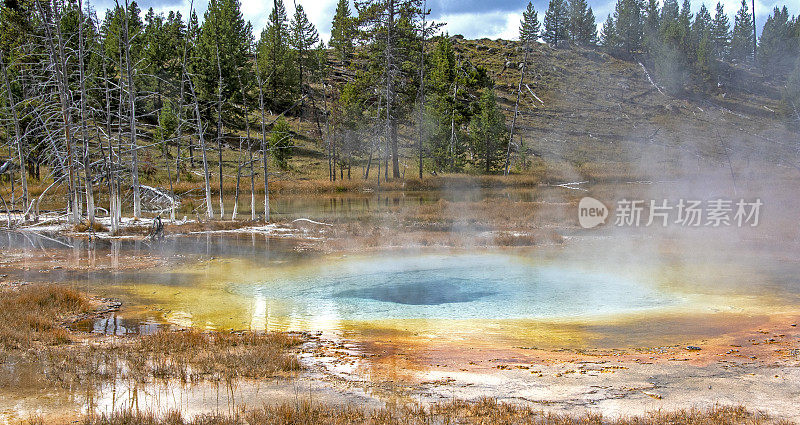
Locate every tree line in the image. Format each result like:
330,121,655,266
1,0,799,227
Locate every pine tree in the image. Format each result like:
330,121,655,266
613,0,643,56
600,14,618,51
693,4,715,83
642,0,660,54
569,0,598,46
520,2,541,45
258,0,297,109
271,116,293,169
196,0,250,111
759,6,793,78
290,4,319,118
427,36,457,170
330,0,355,64
661,0,680,23
469,89,507,173
543,0,569,47
710,2,730,59
730,0,754,63
693,5,713,44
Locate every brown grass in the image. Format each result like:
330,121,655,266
56,399,791,425
74,220,110,233
42,329,302,386
0,284,92,350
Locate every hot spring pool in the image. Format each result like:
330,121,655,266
231,254,677,322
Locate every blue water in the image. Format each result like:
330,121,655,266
232,254,675,321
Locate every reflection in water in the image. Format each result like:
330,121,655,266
239,254,674,322
336,279,495,305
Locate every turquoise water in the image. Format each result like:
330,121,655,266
232,254,676,321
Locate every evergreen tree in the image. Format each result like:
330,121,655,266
785,58,800,120
427,36,457,170
543,0,569,47
759,6,793,78
710,2,730,59
520,2,541,45
614,0,644,56
469,88,507,173
195,0,250,114
693,4,715,84
569,0,598,45
655,15,690,93
642,0,660,54
661,0,680,23
600,14,618,51
290,4,319,117
271,116,293,169
729,0,754,63
693,5,713,44
258,0,297,108
330,0,355,64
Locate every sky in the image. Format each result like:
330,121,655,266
95,0,800,41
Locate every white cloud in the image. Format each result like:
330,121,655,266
439,10,522,40
240,0,338,42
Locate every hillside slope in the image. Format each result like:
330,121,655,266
288,38,798,184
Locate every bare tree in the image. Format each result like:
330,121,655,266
77,0,95,224
118,0,141,219
504,43,530,176
36,0,80,223
254,49,270,222
0,51,29,221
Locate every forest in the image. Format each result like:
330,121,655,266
1,0,799,229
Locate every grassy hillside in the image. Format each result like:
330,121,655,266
273,37,798,185
5,38,799,216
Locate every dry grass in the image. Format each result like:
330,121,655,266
74,220,110,233
56,399,791,425
0,284,92,350
42,329,302,386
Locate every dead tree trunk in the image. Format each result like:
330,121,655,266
416,0,427,179
0,51,28,221
77,0,95,223
215,45,225,219
38,0,79,223
186,71,214,219
504,44,529,176
120,0,141,219
255,51,270,222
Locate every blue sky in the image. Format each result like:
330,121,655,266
96,0,800,41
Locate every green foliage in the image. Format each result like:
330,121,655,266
156,102,178,155
759,6,797,79
654,19,690,94
710,2,730,60
730,0,754,63
519,2,541,45
600,14,617,51
330,0,355,64
543,0,569,47
469,89,508,173
613,0,643,56
785,58,800,121
258,0,298,109
642,0,660,53
568,0,597,46
195,0,251,124
270,117,293,169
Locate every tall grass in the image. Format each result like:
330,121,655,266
0,284,91,349
59,400,790,425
